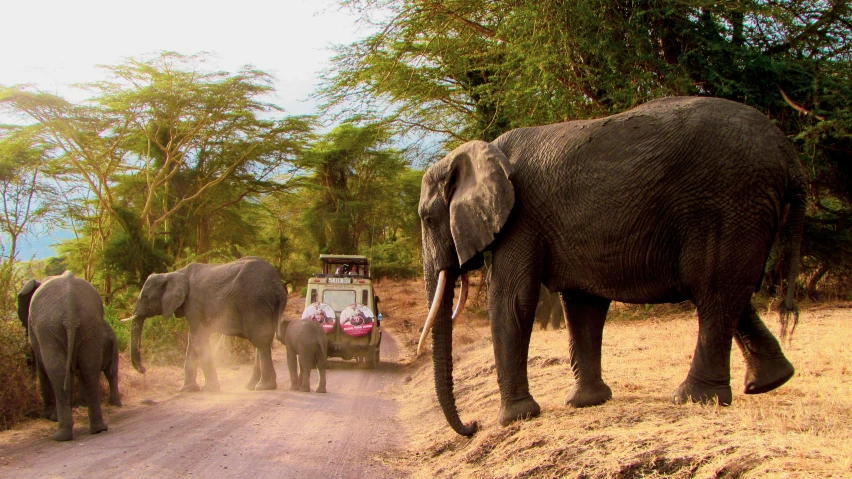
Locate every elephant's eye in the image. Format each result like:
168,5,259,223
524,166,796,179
422,216,434,229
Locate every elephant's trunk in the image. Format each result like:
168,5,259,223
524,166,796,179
129,315,147,374
427,268,478,436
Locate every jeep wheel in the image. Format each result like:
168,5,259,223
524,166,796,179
366,347,379,369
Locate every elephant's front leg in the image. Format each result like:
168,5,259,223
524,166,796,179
244,350,262,390
106,364,122,407
253,345,277,390
563,291,613,407
180,333,201,392
489,266,541,426
193,330,220,392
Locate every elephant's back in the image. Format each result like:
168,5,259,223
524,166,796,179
188,258,286,338
492,97,800,301
29,273,103,343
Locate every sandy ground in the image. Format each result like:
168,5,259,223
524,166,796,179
0,333,409,479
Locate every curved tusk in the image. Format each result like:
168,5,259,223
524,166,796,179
120,314,139,322
417,269,447,355
452,272,469,324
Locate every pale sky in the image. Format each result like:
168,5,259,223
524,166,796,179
1,0,366,115
1,0,368,258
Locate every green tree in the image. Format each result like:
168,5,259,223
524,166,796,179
299,122,408,255
0,124,56,308
323,0,852,295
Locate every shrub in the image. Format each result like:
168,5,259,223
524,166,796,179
0,319,41,430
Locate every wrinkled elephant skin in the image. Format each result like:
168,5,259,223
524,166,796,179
418,97,803,435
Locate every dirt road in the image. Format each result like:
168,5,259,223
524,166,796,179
0,333,409,479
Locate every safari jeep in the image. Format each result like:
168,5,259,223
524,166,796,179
302,254,382,367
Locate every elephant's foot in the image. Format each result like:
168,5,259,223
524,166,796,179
289,384,300,391
565,381,612,408
108,397,122,407
52,428,73,442
89,421,108,435
201,382,220,393
299,385,311,393
179,383,201,393
744,356,794,395
673,377,732,406
316,386,327,394
498,396,541,427
254,379,277,391
244,378,260,390
44,409,58,422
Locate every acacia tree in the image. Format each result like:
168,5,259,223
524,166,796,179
0,125,57,309
1,53,314,290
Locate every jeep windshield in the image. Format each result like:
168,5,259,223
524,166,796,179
323,289,356,312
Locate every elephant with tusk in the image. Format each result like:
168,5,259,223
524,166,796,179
417,96,804,436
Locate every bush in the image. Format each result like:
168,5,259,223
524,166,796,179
0,319,41,430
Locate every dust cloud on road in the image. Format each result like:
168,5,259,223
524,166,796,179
0,334,409,479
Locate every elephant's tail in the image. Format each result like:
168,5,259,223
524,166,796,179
64,325,77,393
779,182,806,340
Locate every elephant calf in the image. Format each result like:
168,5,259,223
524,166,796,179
280,319,328,393
17,272,121,441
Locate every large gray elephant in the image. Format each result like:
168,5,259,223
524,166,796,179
535,285,564,330
417,97,805,436
279,319,328,393
125,256,287,392
17,272,121,441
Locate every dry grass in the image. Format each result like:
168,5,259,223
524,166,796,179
390,278,852,478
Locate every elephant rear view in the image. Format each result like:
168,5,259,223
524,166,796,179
418,96,805,436
17,271,121,441
126,256,287,392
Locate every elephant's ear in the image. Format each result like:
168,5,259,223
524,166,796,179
16,279,41,330
161,273,188,320
445,141,514,265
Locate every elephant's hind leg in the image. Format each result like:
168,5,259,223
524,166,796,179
180,336,201,393
46,365,73,441
298,354,312,392
735,303,794,394
562,291,613,408
253,345,277,390
315,350,327,393
79,371,107,435
673,286,752,406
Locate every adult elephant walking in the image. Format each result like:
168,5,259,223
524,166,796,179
125,257,287,392
417,97,805,436
18,272,121,441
